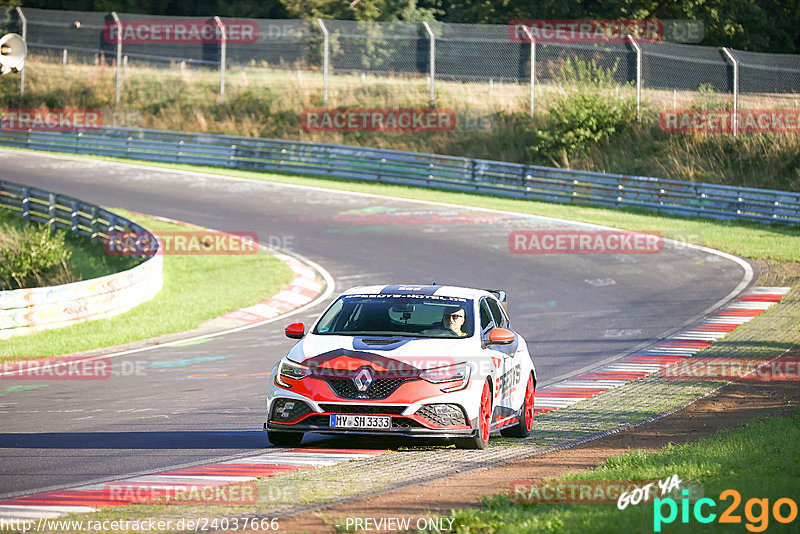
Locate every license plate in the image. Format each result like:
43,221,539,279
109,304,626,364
329,414,391,430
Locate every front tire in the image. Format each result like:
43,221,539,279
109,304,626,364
454,380,492,450
267,430,304,447
501,373,535,438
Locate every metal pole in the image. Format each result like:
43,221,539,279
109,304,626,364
627,35,642,121
522,26,535,117
214,17,226,101
15,7,26,98
721,47,739,136
62,48,67,73
316,19,329,104
111,12,122,106
422,22,435,108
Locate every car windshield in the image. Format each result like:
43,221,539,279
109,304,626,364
313,294,474,338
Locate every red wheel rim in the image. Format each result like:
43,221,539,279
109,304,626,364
479,382,491,444
524,375,535,431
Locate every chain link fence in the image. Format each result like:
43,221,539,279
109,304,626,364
4,7,799,129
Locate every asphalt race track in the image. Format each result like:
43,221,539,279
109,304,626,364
0,150,751,499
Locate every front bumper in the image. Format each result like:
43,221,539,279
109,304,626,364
265,396,475,437
264,421,478,439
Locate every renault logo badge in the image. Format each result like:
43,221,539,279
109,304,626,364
353,368,374,392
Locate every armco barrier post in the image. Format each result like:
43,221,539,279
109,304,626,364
21,187,30,220
70,200,79,233
48,192,57,230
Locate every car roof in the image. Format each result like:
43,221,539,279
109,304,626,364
339,284,496,300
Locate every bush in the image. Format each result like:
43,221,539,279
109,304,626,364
0,223,72,290
553,57,622,88
529,92,638,165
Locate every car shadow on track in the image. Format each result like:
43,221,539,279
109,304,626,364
0,430,269,449
0,431,456,450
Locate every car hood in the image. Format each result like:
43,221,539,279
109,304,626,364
287,334,475,372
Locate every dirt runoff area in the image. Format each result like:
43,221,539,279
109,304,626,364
281,368,800,533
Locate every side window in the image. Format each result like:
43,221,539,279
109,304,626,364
487,298,508,329
479,299,494,332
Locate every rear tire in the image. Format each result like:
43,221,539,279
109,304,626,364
454,381,492,449
501,374,535,438
267,431,304,447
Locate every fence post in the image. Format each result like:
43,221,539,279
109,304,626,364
521,26,535,117
111,12,122,106
70,200,79,233
214,17,226,101
15,7,26,98
62,48,68,73
48,192,57,231
316,19,329,104
626,35,642,121
721,47,739,136
423,22,435,108
21,187,30,221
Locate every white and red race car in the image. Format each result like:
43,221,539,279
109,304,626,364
265,285,537,449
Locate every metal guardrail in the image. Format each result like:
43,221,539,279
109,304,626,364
0,180,153,241
0,180,162,339
1,127,798,225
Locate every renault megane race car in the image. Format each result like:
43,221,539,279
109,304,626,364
265,285,537,449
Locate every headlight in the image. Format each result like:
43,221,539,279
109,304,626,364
420,363,471,392
276,358,311,388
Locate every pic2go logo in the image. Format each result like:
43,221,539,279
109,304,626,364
654,489,798,532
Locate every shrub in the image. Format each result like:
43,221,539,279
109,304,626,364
0,223,72,290
529,92,638,165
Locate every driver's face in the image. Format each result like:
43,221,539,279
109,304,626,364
444,310,465,329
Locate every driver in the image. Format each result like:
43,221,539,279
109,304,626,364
442,305,467,337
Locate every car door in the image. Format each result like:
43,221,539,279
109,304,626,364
480,297,521,426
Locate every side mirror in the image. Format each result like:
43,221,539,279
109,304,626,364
285,322,305,339
486,327,515,345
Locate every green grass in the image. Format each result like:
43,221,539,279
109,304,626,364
2,209,296,359
0,208,140,289
431,411,800,533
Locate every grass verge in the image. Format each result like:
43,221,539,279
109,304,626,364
431,411,800,533
0,207,139,289
2,208,296,359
